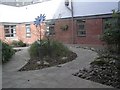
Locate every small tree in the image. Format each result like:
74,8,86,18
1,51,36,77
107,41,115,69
102,10,120,54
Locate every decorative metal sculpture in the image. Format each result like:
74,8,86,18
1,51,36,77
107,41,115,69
34,14,46,27
34,14,46,63
34,14,46,41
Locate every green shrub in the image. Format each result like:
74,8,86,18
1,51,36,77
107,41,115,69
17,40,26,47
50,40,70,57
11,40,26,47
101,10,120,54
0,40,15,64
29,39,70,58
11,40,18,46
29,41,39,57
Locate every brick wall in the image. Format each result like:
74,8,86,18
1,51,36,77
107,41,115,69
0,23,45,44
75,18,104,45
53,19,74,44
0,24,5,41
0,18,104,45
52,18,104,45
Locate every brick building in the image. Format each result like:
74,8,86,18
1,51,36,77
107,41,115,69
0,0,119,45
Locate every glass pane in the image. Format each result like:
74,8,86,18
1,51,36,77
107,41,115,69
4,25,9,29
13,34,16,37
5,29,9,33
11,34,13,37
13,30,16,33
5,34,10,37
77,31,86,36
11,29,13,33
26,28,30,33
80,31,86,35
79,25,84,30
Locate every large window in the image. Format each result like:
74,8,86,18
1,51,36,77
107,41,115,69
4,25,16,37
26,24,31,38
77,20,86,37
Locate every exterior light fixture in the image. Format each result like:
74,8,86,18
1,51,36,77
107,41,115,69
65,0,69,6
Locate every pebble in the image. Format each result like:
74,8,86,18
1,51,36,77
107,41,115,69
61,57,68,60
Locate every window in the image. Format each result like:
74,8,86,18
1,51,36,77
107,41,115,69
77,20,86,37
49,25,55,35
46,24,55,36
4,25,16,37
26,24,31,38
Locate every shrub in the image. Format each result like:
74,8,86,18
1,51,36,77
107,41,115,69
0,40,15,64
101,10,120,54
11,40,27,47
29,39,70,58
29,40,39,57
17,40,27,47
50,40,70,57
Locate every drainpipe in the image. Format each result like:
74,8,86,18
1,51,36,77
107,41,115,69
71,0,74,44
65,0,74,44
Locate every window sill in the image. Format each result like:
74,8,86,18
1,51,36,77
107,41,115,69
26,37,31,38
77,35,86,37
5,37,18,40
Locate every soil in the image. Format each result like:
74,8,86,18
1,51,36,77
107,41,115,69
19,51,77,71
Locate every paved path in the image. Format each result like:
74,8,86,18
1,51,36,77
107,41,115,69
2,45,113,88
0,64,2,90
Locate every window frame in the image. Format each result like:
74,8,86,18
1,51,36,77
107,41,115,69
4,25,16,37
26,24,31,38
49,25,55,36
76,20,86,37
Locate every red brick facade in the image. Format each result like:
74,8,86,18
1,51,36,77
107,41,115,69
75,18,103,45
0,18,104,45
53,19,74,44
52,18,104,45
0,22,45,44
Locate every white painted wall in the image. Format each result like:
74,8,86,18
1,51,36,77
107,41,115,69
0,0,119,22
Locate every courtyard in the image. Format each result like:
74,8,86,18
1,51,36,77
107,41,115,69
2,45,112,88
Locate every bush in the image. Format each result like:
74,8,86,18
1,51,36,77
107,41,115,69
29,39,70,58
29,40,39,57
0,40,15,64
101,10,120,54
50,40,70,57
11,40,27,47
